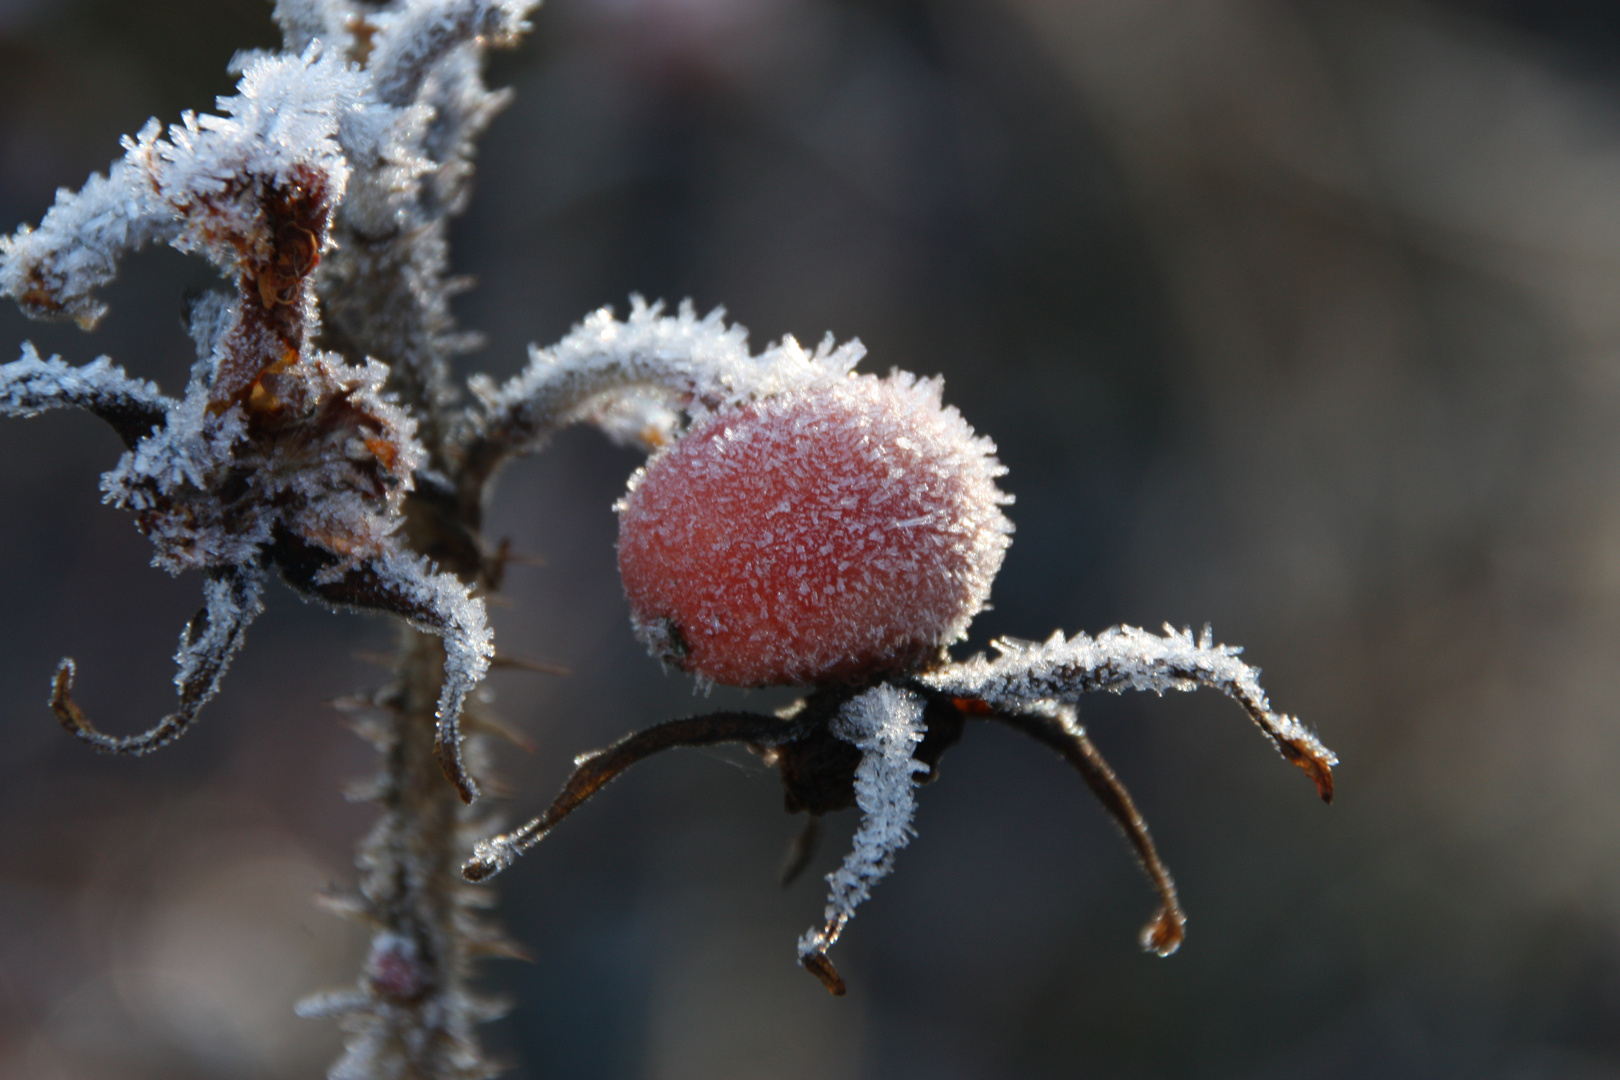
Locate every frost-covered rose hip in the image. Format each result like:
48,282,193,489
616,372,1013,686
467,303,1333,998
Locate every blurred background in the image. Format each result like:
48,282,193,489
4,0,1620,1076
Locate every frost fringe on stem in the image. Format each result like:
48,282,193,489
459,295,866,504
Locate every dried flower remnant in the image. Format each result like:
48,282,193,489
1,4,541,1077
0,43,493,801
464,305,1338,995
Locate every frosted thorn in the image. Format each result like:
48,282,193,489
462,711,789,882
986,703,1185,956
49,566,265,755
779,817,820,888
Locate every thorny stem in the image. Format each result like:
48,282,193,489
302,630,511,1080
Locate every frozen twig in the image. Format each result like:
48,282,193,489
0,344,170,446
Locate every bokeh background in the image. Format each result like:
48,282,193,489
4,0,1620,1076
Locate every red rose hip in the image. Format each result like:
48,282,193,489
616,372,1012,686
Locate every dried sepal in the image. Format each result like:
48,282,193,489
279,542,493,802
51,566,265,755
796,685,929,996
920,625,1337,801
0,344,171,447
463,710,793,881
974,700,1186,957
461,297,867,493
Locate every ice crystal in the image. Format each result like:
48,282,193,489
616,372,1013,685
797,685,929,990
0,343,167,444
921,625,1338,798
0,46,360,328
1,6,544,1073
469,296,866,463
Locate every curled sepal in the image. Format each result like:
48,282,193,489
0,134,174,328
279,540,492,802
981,701,1186,958
51,566,265,754
463,710,791,882
460,297,867,496
920,625,1337,802
0,344,172,448
796,685,929,996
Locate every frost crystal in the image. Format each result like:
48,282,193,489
0,344,169,444
1,46,361,327
796,685,929,990
921,624,1338,797
470,296,867,463
617,371,1013,686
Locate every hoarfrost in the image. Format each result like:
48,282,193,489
359,549,495,802
921,624,1338,797
52,566,266,755
369,0,538,107
0,46,362,325
797,685,929,981
471,296,867,461
0,148,173,328
0,344,171,444
4,4,542,1075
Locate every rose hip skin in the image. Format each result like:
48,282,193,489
616,372,1013,687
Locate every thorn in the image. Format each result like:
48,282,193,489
464,711,537,753
489,653,570,677
313,888,378,926
778,817,819,888
465,933,533,962
343,776,390,803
